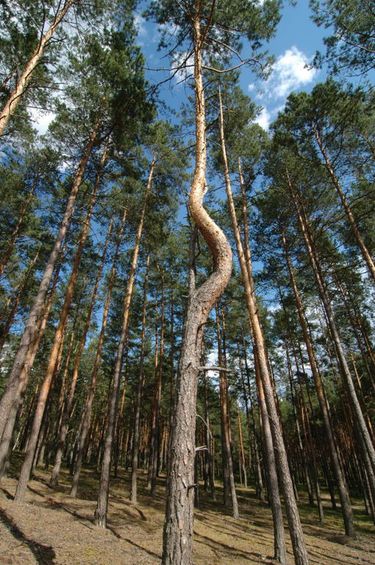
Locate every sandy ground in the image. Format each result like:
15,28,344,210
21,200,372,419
0,467,374,565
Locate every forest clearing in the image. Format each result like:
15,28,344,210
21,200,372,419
0,1,374,564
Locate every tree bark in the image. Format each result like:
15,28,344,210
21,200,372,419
219,92,291,564
49,214,112,487
288,172,375,481
161,8,232,563
130,255,150,503
70,208,127,497
216,306,239,518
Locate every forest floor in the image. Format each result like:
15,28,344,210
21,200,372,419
0,463,374,565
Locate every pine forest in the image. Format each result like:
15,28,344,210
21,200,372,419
0,1,374,564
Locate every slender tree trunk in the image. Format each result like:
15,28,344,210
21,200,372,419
237,410,247,489
282,231,355,536
149,275,165,495
0,0,77,136
95,161,154,527
0,247,40,355
70,209,127,497
130,256,150,503
0,187,35,276
50,215,112,487
219,92,292,563
216,307,239,518
288,172,375,479
161,9,232,563
14,162,100,502
0,124,99,450
314,127,375,283
0,266,60,480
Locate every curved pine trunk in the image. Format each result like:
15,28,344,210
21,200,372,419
161,10,232,564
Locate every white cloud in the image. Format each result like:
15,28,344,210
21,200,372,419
29,108,55,135
254,107,271,130
171,51,195,83
265,46,317,100
134,14,147,36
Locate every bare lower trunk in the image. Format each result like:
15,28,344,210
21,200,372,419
282,231,354,536
14,163,100,502
288,174,375,479
216,307,239,518
0,0,77,136
70,209,127,497
161,10,232,564
0,124,98,449
50,213,112,487
131,256,150,503
0,267,59,480
95,162,154,527
219,94,289,564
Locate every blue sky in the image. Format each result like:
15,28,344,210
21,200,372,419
31,1,327,136
134,0,327,131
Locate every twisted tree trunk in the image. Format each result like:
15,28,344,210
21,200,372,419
161,9,232,564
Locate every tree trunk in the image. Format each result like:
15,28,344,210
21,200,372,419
161,9,232,563
314,126,375,283
282,231,355,536
70,208,127,497
94,160,154,527
50,213,112,487
0,187,35,276
0,265,60,480
0,0,77,136
288,172,375,480
130,256,150,503
14,157,101,502
0,247,40,355
219,92,292,564
216,306,239,518
0,123,99,450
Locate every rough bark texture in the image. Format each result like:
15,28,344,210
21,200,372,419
161,9,232,564
94,162,154,527
0,0,77,136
